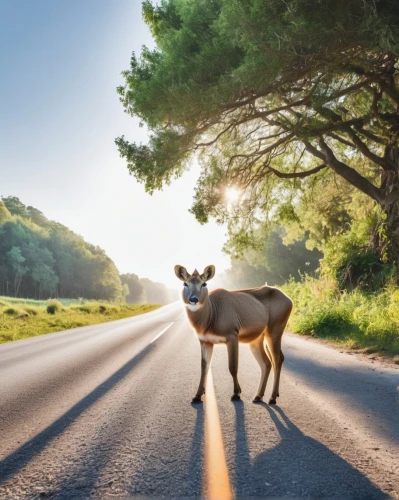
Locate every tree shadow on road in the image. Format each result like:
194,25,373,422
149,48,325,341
0,343,154,485
284,345,399,445
232,401,387,499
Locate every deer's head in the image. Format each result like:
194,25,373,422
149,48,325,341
174,265,215,311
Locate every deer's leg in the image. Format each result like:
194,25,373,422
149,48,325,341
192,341,213,404
250,334,272,403
264,329,284,405
227,335,241,401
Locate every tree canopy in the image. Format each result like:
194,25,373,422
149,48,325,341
120,273,145,303
117,0,399,274
0,197,125,300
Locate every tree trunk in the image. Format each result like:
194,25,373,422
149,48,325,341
382,147,399,281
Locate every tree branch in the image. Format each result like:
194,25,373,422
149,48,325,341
255,132,295,156
380,80,399,106
318,138,383,203
345,127,389,169
195,123,235,147
331,77,377,100
303,140,326,161
303,117,367,137
267,163,327,179
356,128,386,145
327,132,356,149
228,132,294,166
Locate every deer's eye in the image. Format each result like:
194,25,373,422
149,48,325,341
202,282,207,287
183,282,188,287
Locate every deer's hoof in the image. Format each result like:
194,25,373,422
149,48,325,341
253,396,263,403
192,396,202,404
231,394,241,401
268,398,277,405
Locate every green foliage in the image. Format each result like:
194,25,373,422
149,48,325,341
0,296,161,344
23,306,38,316
46,300,62,315
46,304,56,314
4,307,20,316
72,305,91,313
282,277,399,354
2,196,29,218
0,296,75,306
117,0,399,268
140,277,179,305
322,208,394,291
327,246,393,292
217,226,322,287
120,273,146,303
0,196,125,301
0,202,12,223
281,172,361,251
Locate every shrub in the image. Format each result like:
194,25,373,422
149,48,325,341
23,306,39,316
282,276,399,353
46,300,62,315
74,305,91,313
4,307,19,316
291,304,356,338
321,210,394,292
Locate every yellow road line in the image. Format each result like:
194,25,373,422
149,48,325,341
204,369,233,500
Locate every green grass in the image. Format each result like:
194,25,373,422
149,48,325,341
281,276,399,356
0,296,78,306
0,297,161,344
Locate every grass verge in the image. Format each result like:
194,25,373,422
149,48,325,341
0,297,161,344
281,277,399,358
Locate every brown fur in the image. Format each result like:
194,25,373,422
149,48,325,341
175,265,293,404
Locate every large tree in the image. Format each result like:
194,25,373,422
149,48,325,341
116,0,399,276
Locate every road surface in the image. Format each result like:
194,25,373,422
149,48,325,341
0,302,398,498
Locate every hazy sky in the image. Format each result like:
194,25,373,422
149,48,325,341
0,0,231,289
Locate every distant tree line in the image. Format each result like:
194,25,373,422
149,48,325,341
213,227,322,290
0,196,177,303
119,273,178,305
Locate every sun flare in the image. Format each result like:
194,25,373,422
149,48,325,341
224,187,240,203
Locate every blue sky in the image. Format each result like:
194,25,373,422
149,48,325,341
0,0,230,288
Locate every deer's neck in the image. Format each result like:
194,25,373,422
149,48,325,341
186,296,213,333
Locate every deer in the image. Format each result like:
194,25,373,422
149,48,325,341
174,265,293,405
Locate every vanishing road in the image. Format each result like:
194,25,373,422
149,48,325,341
0,302,398,498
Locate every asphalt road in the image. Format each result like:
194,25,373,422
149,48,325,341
0,301,398,499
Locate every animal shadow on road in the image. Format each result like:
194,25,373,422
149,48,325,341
186,403,205,495
50,397,205,499
118,391,205,497
232,401,387,499
0,343,155,487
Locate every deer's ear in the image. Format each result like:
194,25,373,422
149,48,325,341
201,265,215,281
174,265,190,281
